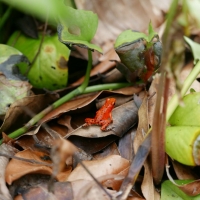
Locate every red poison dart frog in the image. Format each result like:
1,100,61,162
85,98,116,131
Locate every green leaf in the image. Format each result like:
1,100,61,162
148,21,158,42
169,92,200,126
0,44,29,80
0,44,32,116
165,126,200,166
0,0,75,26
7,31,70,90
58,6,102,53
161,180,200,200
187,0,200,28
114,22,159,49
184,36,200,64
114,30,147,48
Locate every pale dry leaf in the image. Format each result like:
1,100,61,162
141,160,160,200
67,155,130,181
71,179,118,200
57,115,74,132
51,138,77,173
133,94,149,152
148,74,161,126
0,144,18,200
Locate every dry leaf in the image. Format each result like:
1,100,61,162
67,155,130,181
66,100,139,139
14,182,73,200
51,138,77,174
0,93,58,134
118,128,135,161
172,160,197,180
141,160,160,200
5,149,52,185
93,142,119,160
0,144,18,200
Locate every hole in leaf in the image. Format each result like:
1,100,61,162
68,25,81,36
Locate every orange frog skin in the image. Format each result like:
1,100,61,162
85,98,116,131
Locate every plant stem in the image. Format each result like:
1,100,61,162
0,50,92,143
83,82,133,94
0,51,133,144
166,60,200,121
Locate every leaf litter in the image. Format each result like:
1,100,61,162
2,0,200,199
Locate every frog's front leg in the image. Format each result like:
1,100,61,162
85,118,96,126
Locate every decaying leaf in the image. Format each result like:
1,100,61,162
0,93,58,134
0,73,32,117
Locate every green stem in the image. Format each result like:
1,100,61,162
0,50,132,144
0,50,92,143
166,60,200,121
83,83,133,94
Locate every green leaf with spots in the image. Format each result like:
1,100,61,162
7,31,70,90
58,6,102,53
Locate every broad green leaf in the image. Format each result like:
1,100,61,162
161,180,200,200
114,30,147,48
115,22,159,49
0,0,75,26
169,92,200,126
165,126,200,166
58,6,102,53
7,31,70,90
184,36,200,64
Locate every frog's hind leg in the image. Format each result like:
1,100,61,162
100,119,113,131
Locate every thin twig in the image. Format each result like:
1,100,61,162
0,153,53,167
